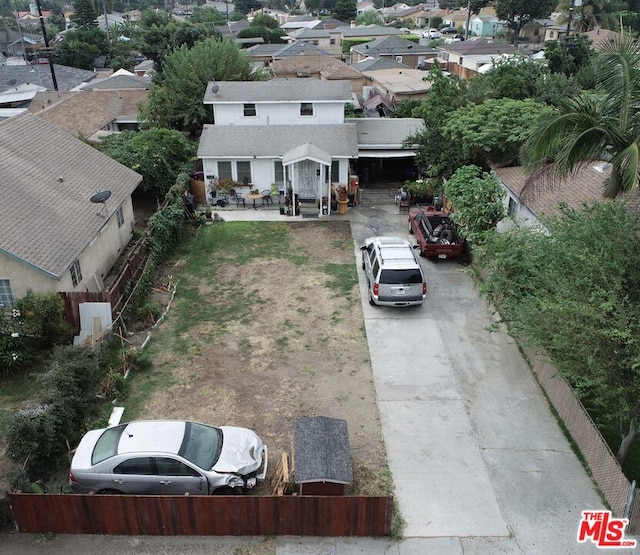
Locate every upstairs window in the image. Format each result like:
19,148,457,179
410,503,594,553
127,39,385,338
300,103,314,116
243,103,257,117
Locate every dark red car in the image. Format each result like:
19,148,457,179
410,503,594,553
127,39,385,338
408,207,466,259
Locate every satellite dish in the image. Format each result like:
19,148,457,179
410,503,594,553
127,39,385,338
7,79,17,86
90,190,112,204
90,190,111,218
211,83,219,95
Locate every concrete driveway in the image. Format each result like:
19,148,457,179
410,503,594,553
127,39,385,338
2,201,632,555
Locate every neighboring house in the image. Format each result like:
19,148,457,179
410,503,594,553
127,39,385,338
198,79,423,214
583,28,622,50
437,38,520,79
492,163,615,232
520,19,551,44
16,8,52,27
0,30,43,58
246,42,330,67
78,68,151,91
469,15,506,38
288,28,339,54
361,68,432,104
28,88,149,139
0,63,96,92
0,113,142,305
396,6,444,29
543,24,569,42
270,54,365,93
329,24,404,49
357,2,376,16
352,57,410,73
350,35,436,69
95,12,127,31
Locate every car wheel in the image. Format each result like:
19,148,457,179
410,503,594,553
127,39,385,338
369,291,376,306
409,222,413,234
96,489,122,494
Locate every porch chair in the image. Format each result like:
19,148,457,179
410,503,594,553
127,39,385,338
261,190,273,206
230,189,246,208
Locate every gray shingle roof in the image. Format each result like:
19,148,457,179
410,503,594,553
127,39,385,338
203,79,352,103
294,416,353,484
81,74,151,90
0,113,142,278
197,123,358,158
352,35,435,56
348,118,424,147
352,57,409,71
0,64,97,92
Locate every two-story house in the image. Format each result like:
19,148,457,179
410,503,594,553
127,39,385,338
197,79,424,216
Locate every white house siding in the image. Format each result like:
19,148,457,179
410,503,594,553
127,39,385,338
212,102,345,126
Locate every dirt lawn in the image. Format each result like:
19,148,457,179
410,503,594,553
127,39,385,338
139,221,389,496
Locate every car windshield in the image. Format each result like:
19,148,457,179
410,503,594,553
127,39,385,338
380,269,423,284
92,424,126,465
178,422,223,470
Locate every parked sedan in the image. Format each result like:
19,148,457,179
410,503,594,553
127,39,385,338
69,420,268,495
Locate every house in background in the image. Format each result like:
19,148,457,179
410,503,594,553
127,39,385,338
270,54,365,94
350,35,436,69
469,15,506,38
0,113,142,305
437,38,520,79
28,87,149,139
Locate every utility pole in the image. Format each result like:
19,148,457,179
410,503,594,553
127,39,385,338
34,0,58,91
464,0,471,41
560,0,576,76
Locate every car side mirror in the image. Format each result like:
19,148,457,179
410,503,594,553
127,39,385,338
360,245,367,251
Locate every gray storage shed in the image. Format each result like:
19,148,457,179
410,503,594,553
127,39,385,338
294,416,353,495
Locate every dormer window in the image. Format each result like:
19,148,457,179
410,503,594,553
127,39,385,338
243,103,257,117
300,103,314,116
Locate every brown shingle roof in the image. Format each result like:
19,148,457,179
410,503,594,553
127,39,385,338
270,54,362,80
0,113,141,278
28,89,149,138
494,164,640,221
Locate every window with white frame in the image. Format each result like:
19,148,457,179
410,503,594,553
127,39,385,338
274,161,284,186
243,103,257,117
236,161,252,184
70,259,83,287
331,161,339,183
116,206,124,227
0,279,14,307
218,161,232,180
300,102,314,116
395,56,403,63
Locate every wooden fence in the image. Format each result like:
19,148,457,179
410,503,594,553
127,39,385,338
61,240,149,332
7,493,392,536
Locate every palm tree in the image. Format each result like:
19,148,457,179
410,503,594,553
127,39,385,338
524,36,640,198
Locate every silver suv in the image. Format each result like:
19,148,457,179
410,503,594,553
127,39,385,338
360,236,427,307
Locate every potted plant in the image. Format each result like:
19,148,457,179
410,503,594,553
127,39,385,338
336,184,348,201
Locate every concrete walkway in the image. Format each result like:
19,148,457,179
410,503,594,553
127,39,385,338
2,202,634,555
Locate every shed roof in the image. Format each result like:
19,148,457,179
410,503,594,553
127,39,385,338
294,416,353,485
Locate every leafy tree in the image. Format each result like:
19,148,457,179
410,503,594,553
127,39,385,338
524,36,640,198
234,0,261,14
532,72,582,107
479,55,548,101
305,0,324,16
52,28,107,69
356,10,384,26
475,200,640,464
70,0,98,29
141,38,259,134
238,18,286,44
544,34,594,76
189,6,226,24
443,165,505,244
395,99,422,118
333,0,356,23
443,98,551,168
495,0,556,46
405,64,469,177
250,14,280,29
99,129,196,198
